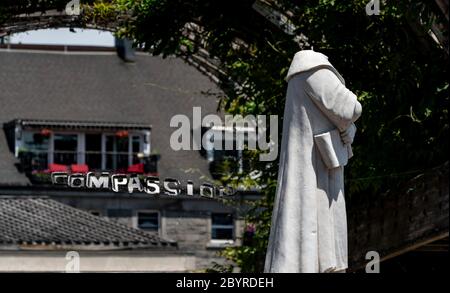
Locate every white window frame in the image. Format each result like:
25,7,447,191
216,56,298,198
18,129,149,170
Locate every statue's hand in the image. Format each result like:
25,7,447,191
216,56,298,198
340,123,357,145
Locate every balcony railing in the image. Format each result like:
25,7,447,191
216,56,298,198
18,150,159,183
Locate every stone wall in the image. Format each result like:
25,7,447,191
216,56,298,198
50,194,245,270
163,209,244,269
347,162,449,270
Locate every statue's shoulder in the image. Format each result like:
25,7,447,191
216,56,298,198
286,51,345,85
286,50,332,81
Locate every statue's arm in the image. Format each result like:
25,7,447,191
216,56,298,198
304,68,362,131
340,123,357,145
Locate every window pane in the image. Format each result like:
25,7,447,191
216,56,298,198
85,134,102,151
116,136,129,170
212,228,234,240
105,135,115,170
85,134,102,170
138,212,159,231
132,136,140,152
21,132,49,170
117,136,128,152
211,213,234,240
132,136,141,164
105,135,129,171
212,213,233,225
23,132,49,151
53,134,77,165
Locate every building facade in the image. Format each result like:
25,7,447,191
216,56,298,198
0,44,257,271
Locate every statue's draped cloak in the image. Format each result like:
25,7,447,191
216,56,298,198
265,50,362,273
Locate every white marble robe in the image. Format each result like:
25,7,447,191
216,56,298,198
264,50,362,273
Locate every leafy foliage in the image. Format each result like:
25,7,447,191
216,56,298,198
116,0,448,272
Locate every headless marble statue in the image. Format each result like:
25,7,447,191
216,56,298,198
264,50,362,273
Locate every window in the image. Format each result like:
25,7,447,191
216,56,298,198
105,135,130,171
20,132,49,170
53,134,78,165
204,128,255,179
85,133,102,170
22,132,49,151
211,213,234,240
137,212,159,231
16,126,148,175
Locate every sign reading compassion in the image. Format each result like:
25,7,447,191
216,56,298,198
51,172,236,198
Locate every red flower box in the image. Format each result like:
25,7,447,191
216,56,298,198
71,164,89,173
47,163,68,172
127,163,144,174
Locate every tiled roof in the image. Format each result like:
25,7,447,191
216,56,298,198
0,49,222,186
15,119,152,130
0,196,177,250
